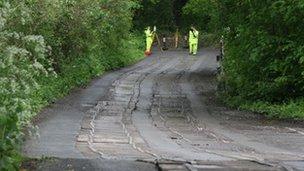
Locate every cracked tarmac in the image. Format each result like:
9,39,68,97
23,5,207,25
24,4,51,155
23,49,304,171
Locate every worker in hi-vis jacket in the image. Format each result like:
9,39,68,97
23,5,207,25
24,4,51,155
145,26,156,56
189,26,199,55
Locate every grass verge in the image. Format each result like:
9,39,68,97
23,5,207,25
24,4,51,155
221,95,304,120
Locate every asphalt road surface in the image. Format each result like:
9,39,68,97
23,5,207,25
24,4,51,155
23,49,304,171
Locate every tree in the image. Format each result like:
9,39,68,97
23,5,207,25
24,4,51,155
182,0,220,32
218,0,304,102
133,0,188,31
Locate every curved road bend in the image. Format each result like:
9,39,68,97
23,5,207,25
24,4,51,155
23,49,304,171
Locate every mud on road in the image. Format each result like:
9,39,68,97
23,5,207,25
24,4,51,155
23,49,304,171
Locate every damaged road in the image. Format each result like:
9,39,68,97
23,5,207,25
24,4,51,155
23,49,304,171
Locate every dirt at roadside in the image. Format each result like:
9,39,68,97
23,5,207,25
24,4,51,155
21,158,157,171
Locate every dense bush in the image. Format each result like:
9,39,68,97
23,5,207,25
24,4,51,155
133,0,188,32
218,0,304,118
220,0,304,101
133,0,175,31
182,0,220,33
0,0,142,170
0,2,54,169
182,0,304,118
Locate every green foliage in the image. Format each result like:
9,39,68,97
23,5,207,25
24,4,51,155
0,0,142,169
243,100,304,119
199,32,220,47
217,0,304,118
220,0,304,100
133,0,188,32
133,0,174,31
182,0,304,118
182,0,220,32
0,2,53,169
222,96,304,119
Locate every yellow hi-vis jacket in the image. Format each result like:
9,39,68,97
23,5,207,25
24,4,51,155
189,30,199,44
145,28,154,51
145,28,153,41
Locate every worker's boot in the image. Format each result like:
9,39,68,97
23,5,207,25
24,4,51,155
145,50,152,56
